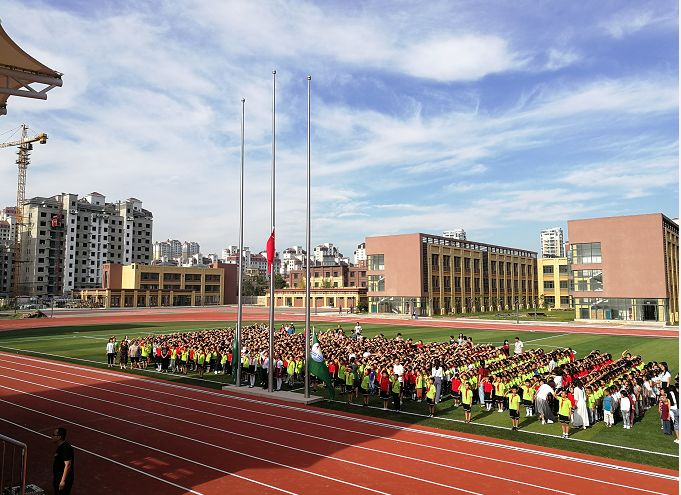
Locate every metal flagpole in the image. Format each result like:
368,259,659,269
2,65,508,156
268,70,276,393
304,75,311,399
236,97,245,387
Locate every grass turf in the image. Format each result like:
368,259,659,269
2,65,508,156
0,319,677,469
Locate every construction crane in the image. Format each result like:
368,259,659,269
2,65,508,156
0,124,48,298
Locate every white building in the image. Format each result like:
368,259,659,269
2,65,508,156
312,243,345,266
281,246,306,275
540,227,565,258
443,229,467,240
153,239,182,261
182,241,200,262
353,242,366,266
0,207,17,243
19,192,153,297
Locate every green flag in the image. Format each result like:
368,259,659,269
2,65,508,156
309,327,335,399
231,330,239,384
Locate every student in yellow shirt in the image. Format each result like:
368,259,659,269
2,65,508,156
426,377,437,417
507,386,521,431
558,389,572,438
461,381,474,423
345,365,355,404
360,369,371,407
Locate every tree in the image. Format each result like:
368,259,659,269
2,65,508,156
274,273,287,289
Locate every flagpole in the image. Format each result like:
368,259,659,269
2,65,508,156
236,97,245,388
304,75,311,399
268,70,276,393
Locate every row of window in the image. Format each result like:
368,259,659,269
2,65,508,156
542,264,568,274
571,242,602,264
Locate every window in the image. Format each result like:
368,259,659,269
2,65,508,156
368,275,385,292
559,280,568,289
368,254,384,270
572,269,603,291
431,253,439,268
560,296,570,305
544,296,556,306
543,265,553,274
454,257,461,270
544,281,554,289
559,265,568,274
443,255,450,270
571,243,602,264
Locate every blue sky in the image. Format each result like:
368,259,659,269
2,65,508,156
0,0,678,257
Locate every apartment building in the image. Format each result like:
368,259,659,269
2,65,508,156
540,227,565,258
18,192,153,297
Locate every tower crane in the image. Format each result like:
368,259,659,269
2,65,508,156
0,124,48,298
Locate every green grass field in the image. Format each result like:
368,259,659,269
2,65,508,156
0,320,677,469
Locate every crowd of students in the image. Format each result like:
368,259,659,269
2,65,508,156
105,324,678,441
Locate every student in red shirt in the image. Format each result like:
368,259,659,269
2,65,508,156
379,370,391,410
451,374,462,407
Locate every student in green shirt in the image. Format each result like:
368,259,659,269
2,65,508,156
426,377,437,417
507,386,521,430
461,381,473,423
390,373,402,412
558,389,572,438
345,365,355,404
360,369,371,407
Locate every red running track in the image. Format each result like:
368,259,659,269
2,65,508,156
0,306,677,338
0,352,676,495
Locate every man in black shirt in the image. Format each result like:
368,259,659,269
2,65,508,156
52,427,74,495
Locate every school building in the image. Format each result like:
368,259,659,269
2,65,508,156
76,261,238,308
364,233,538,316
568,213,679,324
537,257,571,309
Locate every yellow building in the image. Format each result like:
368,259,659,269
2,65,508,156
537,257,571,309
76,263,233,308
264,287,367,311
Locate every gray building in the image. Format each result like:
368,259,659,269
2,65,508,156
18,192,153,297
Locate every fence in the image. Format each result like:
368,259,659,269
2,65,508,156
0,433,27,495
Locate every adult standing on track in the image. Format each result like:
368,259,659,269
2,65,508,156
105,338,115,368
52,427,74,495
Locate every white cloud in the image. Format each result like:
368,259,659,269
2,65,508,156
601,10,677,39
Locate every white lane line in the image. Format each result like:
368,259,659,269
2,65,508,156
0,383,398,495
0,417,206,495
524,333,570,343
0,369,562,495
2,351,678,480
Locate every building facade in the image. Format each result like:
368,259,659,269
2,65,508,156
568,213,678,324
286,263,367,290
365,233,537,316
77,261,237,308
18,193,153,297
537,257,571,309
540,227,565,258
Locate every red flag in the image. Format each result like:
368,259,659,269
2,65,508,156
266,229,275,273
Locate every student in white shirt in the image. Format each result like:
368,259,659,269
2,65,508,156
431,360,444,403
514,337,524,355
620,390,632,429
